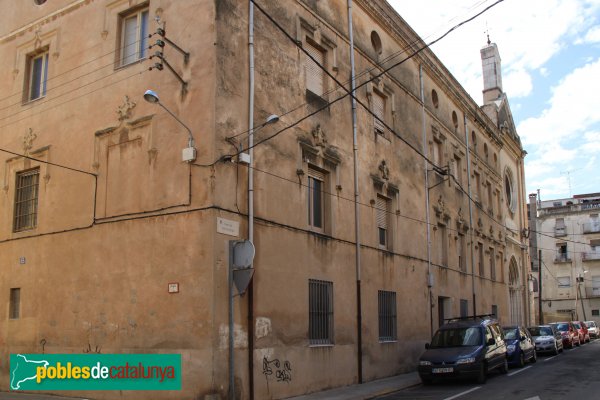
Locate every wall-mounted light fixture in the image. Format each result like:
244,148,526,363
144,89,196,162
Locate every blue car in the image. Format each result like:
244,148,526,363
503,325,537,367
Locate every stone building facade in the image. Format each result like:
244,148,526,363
0,1,529,399
529,192,600,324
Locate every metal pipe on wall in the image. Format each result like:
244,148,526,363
247,2,256,399
464,115,477,316
347,0,363,384
419,65,434,338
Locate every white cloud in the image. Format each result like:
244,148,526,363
539,67,550,77
503,69,533,98
517,58,600,146
576,25,600,44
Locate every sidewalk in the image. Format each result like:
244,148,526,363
285,371,421,400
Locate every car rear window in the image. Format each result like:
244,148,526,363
528,326,552,336
556,323,569,331
431,327,482,347
504,328,519,339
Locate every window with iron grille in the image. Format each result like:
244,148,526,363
308,168,325,232
13,168,40,232
378,290,397,341
25,50,49,102
376,195,390,248
119,6,149,66
309,279,333,345
10,288,21,319
305,40,325,97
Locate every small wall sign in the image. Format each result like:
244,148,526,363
168,283,179,293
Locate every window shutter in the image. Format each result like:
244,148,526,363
305,42,325,96
556,218,565,228
122,15,138,65
376,196,387,229
373,92,385,133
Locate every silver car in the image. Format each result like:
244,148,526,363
584,321,598,339
527,325,563,355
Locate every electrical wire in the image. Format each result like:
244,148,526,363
0,36,149,111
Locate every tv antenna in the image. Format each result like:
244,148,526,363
561,168,582,197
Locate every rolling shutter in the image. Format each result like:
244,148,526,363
305,41,325,96
376,195,388,229
373,92,385,133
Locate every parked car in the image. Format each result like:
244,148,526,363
584,321,598,339
503,325,536,367
572,321,590,343
527,325,563,355
553,322,580,348
418,315,507,384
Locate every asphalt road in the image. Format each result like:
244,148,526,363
376,338,600,400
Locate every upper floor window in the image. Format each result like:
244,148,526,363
10,288,21,319
25,50,49,102
307,167,326,232
13,168,40,232
305,40,326,97
119,6,149,66
376,195,391,249
373,90,387,136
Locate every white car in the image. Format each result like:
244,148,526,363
584,321,598,339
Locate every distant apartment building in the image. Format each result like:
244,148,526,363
530,192,600,324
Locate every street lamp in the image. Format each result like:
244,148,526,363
143,89,196,162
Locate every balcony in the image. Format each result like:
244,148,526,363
554,226,567,237
554,254,572,263
585,287,600,298
539,200,600,216
583,222,600,234
583,252,600,261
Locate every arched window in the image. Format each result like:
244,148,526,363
504,168,516,213
431,89,439,108
371,31,382,55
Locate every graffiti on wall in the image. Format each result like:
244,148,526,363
262,356,292,383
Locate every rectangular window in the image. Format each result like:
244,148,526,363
378,290,397,341
453,155,462,185
373,91,386,135
489,247,496,281
474,171,481,203
376,195,390,248
13,168,40,232
305,40,325,97
487,182,493,212
457,233,466,272
556,243,569,262
307,168,325,231
26,50,49,101
478,243,484,277
119,7,149,66
491,304,498,318
592,276,600,296
592,309,599,316
460,299,468,317
10,288,20,319
439,224,448,267
309,279,333,345
557,276,571,288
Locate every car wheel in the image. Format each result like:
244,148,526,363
518,352,525,368
500,358,509,374
476,363,487,384
530,350,537,363
553,343,559,355
576,339,581,347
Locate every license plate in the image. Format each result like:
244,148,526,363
432,367,453,373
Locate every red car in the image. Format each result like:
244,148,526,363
553,322,580,348
572,321,590,344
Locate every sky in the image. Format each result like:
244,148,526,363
389,0,600,202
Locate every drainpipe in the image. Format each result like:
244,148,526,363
247,2,256,399
464,115,476,316
347,0,363,384
419,65,433,338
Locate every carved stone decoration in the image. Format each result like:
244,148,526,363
433,195,445,218
311,124,327,148
34,25,43,50
379,160,389,181
477,218,484,231
117,95,137,122
23,128,38,155
489,225,494,237
457,208,464,225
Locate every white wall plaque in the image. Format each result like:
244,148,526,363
217,217,239,237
